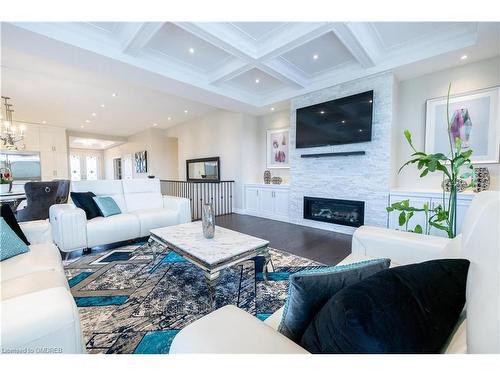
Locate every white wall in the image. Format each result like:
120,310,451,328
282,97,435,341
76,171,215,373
104,128,178,180
395,57,500,190
256,110,291,183
165,110,260,209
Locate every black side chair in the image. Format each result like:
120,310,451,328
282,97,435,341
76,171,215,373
16,180,70,222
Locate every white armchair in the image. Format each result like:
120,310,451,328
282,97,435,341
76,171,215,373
169,191,500,354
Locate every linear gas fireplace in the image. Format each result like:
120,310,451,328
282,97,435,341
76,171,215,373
303,196,364,228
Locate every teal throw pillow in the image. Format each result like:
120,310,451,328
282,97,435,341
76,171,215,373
1,217,30,261
92,196,122,217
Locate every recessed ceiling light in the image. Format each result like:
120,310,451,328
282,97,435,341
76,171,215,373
42,120,46,124
100,104,105,108
153,123,158,127
91,113,96,117
189,47,195,54
168,117,172,121
461,54,468,60
320,111,325,114
270,107,275,111
184,109,188,114
255,78,260,84
80,125,85,129
313,54,319,60
341,120,346,124
85,119,90,123
111,93,117,97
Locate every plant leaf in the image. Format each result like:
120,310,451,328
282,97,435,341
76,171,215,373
399,211,406,226
414,225,423,234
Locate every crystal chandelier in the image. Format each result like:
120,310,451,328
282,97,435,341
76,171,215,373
1,96,25,150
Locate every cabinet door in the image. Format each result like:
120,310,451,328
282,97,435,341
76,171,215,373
388,195,431,233
245,187,260,212
55,151,69,178
259,189,275,216
20,123,40,151
40,151,56,180
273,190,289,218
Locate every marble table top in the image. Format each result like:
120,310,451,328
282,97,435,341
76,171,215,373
150,221,269,268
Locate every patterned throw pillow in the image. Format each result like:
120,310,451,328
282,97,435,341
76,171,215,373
278,258,391,343
1,217,30,261
92,196,122,217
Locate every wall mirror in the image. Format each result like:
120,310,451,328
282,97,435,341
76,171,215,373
186,157,220,182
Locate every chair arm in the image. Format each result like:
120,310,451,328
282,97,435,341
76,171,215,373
352,226,461,265
170,305,308,354
49,204,87,253
162,195,191,223
0,287,85,354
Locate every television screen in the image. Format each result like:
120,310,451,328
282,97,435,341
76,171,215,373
296,90,373,148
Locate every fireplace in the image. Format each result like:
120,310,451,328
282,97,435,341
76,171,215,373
303,196,364,228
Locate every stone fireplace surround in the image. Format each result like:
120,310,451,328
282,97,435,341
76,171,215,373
288,72,395,235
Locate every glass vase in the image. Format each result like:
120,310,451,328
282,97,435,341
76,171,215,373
202,203,215,239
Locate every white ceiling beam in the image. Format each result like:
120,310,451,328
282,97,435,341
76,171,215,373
257,23,336,60
330,23,381,68
209,59,253,84
121,22,164,56
257,59,309,88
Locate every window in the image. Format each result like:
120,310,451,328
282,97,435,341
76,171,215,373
70,154,81,181
69,151,102,181
86,155,98,180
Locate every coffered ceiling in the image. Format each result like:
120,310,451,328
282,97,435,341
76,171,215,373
5,22,499,112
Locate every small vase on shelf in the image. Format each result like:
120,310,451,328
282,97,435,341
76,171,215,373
202,203,215,239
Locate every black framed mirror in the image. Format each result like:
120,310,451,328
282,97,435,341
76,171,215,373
186,157,220,182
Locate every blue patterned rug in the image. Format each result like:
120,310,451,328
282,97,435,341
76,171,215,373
63,238,323,354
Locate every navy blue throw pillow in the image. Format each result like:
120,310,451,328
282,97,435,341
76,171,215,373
70,192,101,220
300,259,470,354
278,258,391,343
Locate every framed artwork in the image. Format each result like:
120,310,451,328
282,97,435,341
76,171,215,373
425,86,500,164
134,150,148,173
266,128,290,169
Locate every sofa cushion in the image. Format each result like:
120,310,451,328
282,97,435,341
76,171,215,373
93,196,122,217
1,204,30,245
70,192,101,220
278,258,390,343
86,213,141,248
1,243,63,282
131,208,179,237
1,218,30,261
122,179,163,212
300,259,470,354
72,180,127,213
18,219,52,245
1,269,69,301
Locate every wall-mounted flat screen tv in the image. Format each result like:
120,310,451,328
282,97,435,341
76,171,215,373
296,90,373,148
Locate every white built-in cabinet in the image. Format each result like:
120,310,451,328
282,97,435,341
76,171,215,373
20,123,69,181
243,183,290,222
388,189,475,237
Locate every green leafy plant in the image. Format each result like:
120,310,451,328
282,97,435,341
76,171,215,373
387,84,475,238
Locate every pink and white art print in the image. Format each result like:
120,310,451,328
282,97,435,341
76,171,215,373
266,128,290,169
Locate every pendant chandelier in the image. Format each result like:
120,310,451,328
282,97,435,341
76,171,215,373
1,96,25,151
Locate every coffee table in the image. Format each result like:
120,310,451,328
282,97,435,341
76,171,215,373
150,221,271,309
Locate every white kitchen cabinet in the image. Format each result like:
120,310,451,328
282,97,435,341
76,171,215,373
243,184,290,222
388,189,475,237
38,126,68,180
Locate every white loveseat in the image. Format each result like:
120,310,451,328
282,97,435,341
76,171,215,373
49,179,191,253
1,220,84,354
170,191,500,354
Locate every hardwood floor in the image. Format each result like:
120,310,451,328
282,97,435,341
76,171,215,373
215,213,352,265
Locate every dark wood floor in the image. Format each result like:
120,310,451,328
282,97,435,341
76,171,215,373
215,213,352,265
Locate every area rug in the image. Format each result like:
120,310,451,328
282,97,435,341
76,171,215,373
63,239,324,354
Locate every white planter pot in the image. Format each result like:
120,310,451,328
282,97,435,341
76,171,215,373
0,184,11,194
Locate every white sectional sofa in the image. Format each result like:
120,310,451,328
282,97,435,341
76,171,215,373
1,220,84,354
49,179,191,253
170,191,500,354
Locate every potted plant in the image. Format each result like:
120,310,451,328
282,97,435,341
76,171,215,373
387,84,475,238
0,167,13,194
